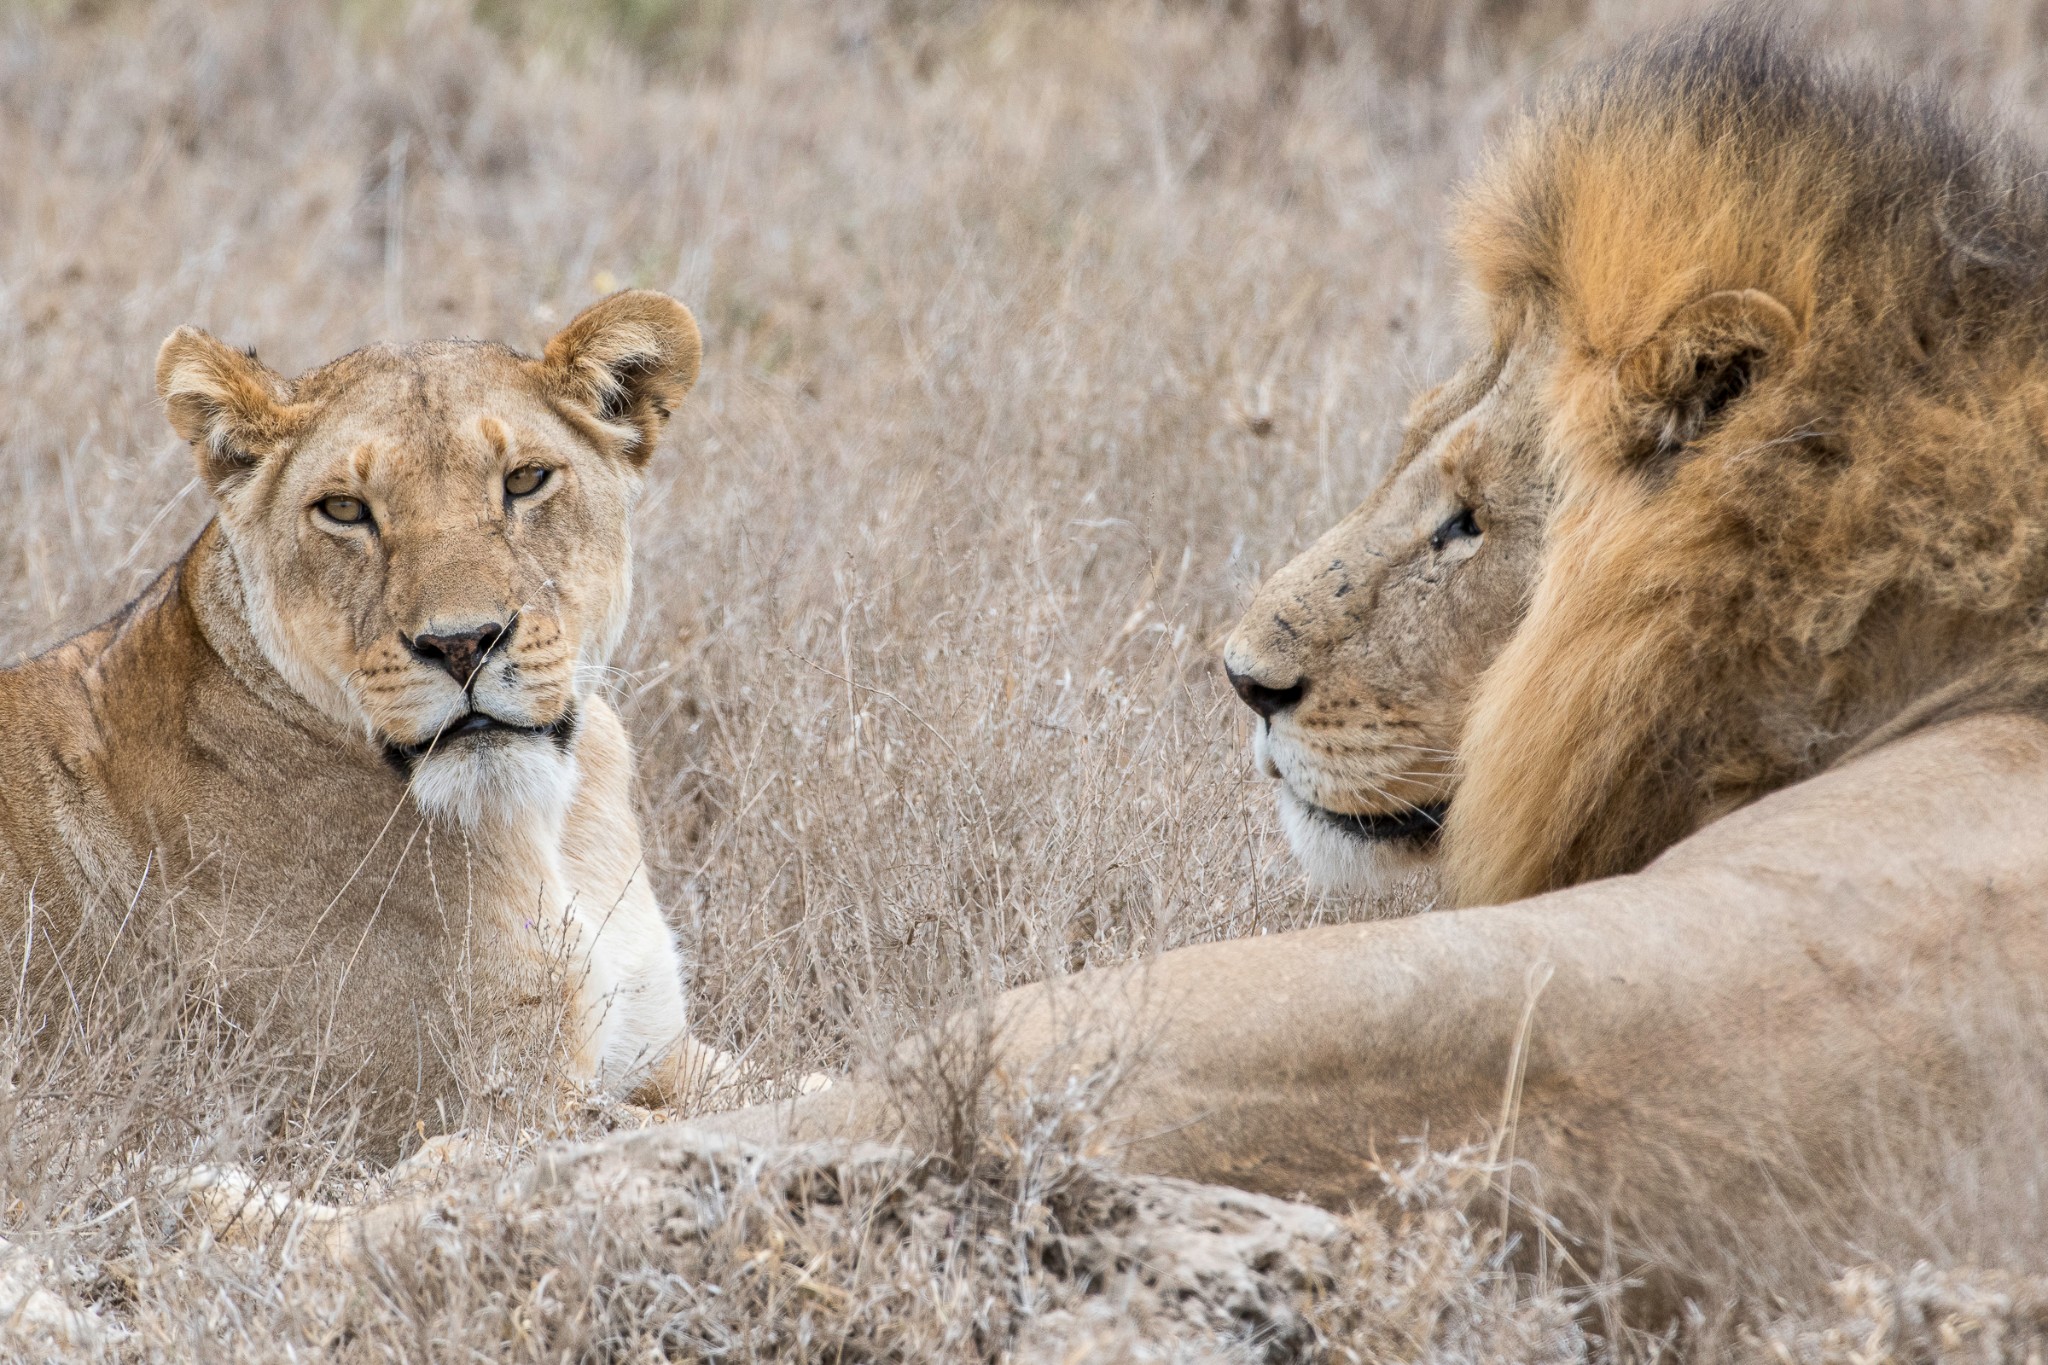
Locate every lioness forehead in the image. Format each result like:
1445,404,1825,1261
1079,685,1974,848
279,341,576,479
292,340,543,419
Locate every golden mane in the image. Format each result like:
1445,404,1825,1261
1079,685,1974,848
1443,19,2048,905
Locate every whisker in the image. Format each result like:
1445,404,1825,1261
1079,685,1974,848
1357,785,1447,828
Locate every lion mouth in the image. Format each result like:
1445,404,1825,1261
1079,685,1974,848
384,708,576,774
1301,797,1449,845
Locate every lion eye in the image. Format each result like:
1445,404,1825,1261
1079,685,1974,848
1430,507,1482,552
505,465,550,498
317,495,371,526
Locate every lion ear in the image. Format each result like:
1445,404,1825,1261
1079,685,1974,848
156,327,298,494
537,290,701,466
1617,289,1799,457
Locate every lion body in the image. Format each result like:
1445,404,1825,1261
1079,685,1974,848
705,25,2048,1309
721,711,2048,1297
3,294,722,1152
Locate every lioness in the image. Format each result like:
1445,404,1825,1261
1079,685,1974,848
705,22,2048,1306
1,291,728,1151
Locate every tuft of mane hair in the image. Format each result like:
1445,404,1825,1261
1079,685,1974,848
1443,13,2048,906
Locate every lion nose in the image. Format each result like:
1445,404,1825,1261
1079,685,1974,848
407,623,507,687
1226,665,1306,720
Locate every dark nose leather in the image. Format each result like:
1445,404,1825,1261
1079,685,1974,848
1226,665,1306,719
408,623,507,686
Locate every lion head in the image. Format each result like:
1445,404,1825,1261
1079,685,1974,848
1441,23,2048,905
154,291,700,830
1220,339,1552,894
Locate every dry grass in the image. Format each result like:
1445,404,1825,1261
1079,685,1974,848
314,1095,1587,1363
4,0,2048,1357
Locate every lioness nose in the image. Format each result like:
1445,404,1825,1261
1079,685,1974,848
408,623,507,687
1226,665,1306,720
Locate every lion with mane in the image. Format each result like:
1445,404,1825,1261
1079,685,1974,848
711,21,2048,1312
1446,18,2048,905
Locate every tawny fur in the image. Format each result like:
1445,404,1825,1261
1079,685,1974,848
1444,21,2048,905
0,291,726,1157
1221,322,1553,895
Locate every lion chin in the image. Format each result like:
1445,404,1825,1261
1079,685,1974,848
396,711,581,832
1274,786,1442,897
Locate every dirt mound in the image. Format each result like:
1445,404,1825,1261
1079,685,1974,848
330,1127,1579,1363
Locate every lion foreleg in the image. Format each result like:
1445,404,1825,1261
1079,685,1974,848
693,715,2048,1297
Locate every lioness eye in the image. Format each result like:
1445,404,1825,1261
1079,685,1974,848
505,465,549,497
318,495,370,526
1430,508,1482,552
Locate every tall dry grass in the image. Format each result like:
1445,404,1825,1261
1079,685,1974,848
4,0,2048,1357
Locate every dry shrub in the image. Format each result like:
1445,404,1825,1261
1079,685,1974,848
1748,1265,2048,1365
326,1087,1585,1363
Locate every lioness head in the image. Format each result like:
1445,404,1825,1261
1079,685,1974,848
1220,338,1552,894
155,291,700,829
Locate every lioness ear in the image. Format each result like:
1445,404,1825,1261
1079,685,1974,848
156,326,297,493
538,290,701,465
1617,289,1799,458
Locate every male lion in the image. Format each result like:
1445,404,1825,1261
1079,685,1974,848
1,291,730,1151
1221,323,1551,895
706,23,2048,1307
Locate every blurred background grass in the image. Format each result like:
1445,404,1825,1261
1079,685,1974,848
3,0,2048,1355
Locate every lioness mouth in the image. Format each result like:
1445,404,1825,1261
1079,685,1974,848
384,709,576,775
1306,798,1448,844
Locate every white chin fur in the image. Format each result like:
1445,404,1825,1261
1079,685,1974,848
408,738,577,831
1276,786,1437,897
